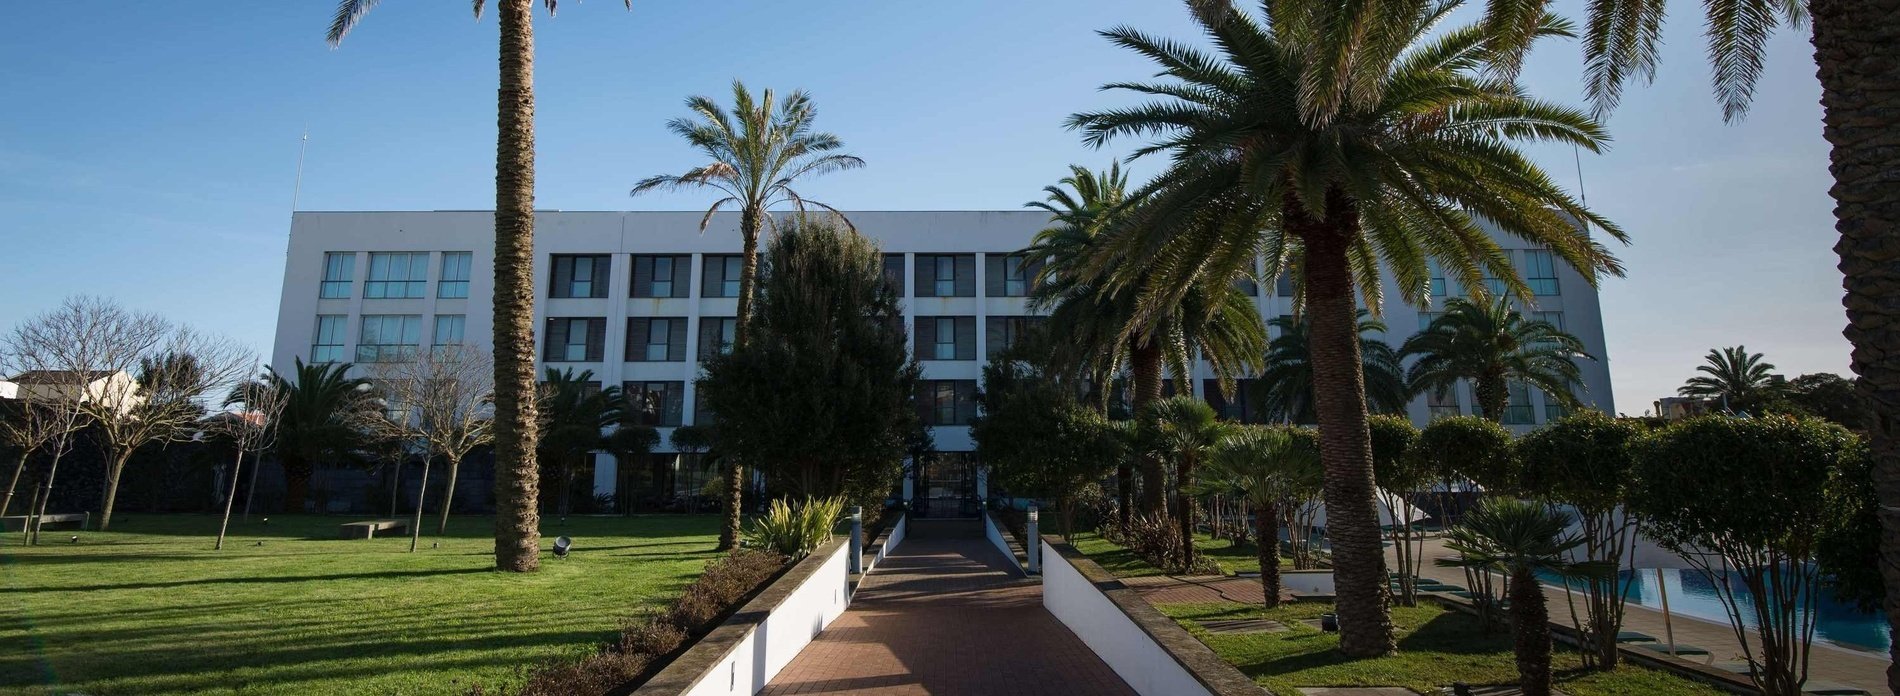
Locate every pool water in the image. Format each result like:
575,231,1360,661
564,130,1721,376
1540,569,1891,653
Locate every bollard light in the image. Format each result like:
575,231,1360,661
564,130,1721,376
1026,505,1042,575
848,506,865,574
1027,506,1039,522
552,536,573,559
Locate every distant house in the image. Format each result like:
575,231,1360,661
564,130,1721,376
0,380,16,400
6,370,145,412
1654,396,1721,421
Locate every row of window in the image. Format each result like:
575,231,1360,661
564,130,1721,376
322,252,473,300
313,314,469,364
1425,250,1561,298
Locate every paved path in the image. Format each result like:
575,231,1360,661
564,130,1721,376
761,534,1134,695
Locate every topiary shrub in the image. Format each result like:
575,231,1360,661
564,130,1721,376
1411,415,1519,495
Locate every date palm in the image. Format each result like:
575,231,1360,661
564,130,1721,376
537,368,621,518
1251,312,1409,424
327,0,629,572
1196,424,1322,608
1401,297,1590,422
1677,345,1783,412
1070,0,1624,656
260,359,376,514
632,81,862,550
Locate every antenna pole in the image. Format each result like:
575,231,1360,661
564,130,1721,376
291,128,310,212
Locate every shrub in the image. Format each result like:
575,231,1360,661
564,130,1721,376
746,496,846,558
1102,512,1220,575
1410,415,1518,494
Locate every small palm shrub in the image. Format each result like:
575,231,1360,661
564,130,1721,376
746,496,846,558
1102,512,1220,575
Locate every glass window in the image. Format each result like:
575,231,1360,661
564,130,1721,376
1418,312,1441,332
320,253,355,299
882,254,905,295
1275,270,1295,298
1524,250,1560,296
438,252,472,299
623,381,684,427
551,255,610,298
652,257,674,297
627,318,684,362
720,257,742,298
545,318,603,362
919,380,978,426
646,319,671,361
365,252,428,299
1479,252,1510,297
986,316,1043,357
356,315,421,363
312,315,346,363
933,317,957,360
633,255,689,298
1544,393,1571,423
564,322,590,362
1533,311,1565,332
934,256,955,297
1502,381,1535,425
1427,384,1461,420
433,314,466,347
1427,259,1447,297
699,317,737,360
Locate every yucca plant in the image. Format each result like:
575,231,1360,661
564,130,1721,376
745,496,847,558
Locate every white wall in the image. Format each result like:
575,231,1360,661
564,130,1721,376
1042,540,1214,696
983,513,1022,574
1280,570,1335,595
679,542,852,696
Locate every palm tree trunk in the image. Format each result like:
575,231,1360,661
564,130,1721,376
1292,191,1394,657
436,455,461,535
1507,566,1554,696
718,209,764,551
1130,341,1167,516
1809,2,1900,690
1177,454,1197,567
1257,499,1281,609
490,0,543,573
1,449,30,518
98,447,134,531
1475,376,1507,422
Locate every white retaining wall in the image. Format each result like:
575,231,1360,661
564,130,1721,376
1281,570,1335,595
983,513,1021,574
1041,539,1215,696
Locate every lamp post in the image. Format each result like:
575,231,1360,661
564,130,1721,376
1026,505,1041,575
848,506,863,574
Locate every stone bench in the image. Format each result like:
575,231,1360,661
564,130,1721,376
339,519,406,539
1,512,88,533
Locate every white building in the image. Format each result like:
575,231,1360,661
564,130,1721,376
271,210,1614,509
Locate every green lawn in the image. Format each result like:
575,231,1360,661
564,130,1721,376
1,513,724,696
1069,531,1290,577
1159,601,1724,696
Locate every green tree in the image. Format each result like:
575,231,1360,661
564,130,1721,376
1819,439,1881,614
1071,1,1623,656
1199,425,1322,608
327,0,632,572
1784,373,1870,432
697,220,917,506
1678,346,1785,413
1438,499,1611,696
633,81,862,550
1139,396,1229,566
1402,298,1590,423
1630,416,1864,696
1024,164,1264,521
1367,414,1426,605
536,368,620,518
1413,415,1521,496
1517,411,1646,669
1251,312,1409,424
264,359,377,513
971,356,1121,537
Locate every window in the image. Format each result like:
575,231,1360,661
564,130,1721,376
1202,378,1261,423
1427,385,1462,420
320,253,355,298
632,255,691,298
1533,311,1565,331
986,316,1044,358
915,254,975,297
550,255,610,298
626,317,687,362
357,315,421,363
1502,381,1535,425
1275,268,1296,298
917,380,978,426
1477,252,1510,297
543,317,605,362
312,315,346,363
365,252,429,299
623,381,685,427
702,255,745,298
1427,259,1447,298
698,317,737,360
438,252,472,299
1418,312,1442,332
1523,250,1560,296
433,314,466,347
882,254,906,296
1544,390,1573,423
985,253,1042,297
914,316,975,361
1234,275,1259,297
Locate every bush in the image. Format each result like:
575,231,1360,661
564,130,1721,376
746,496,846,558
482,548,788,696
1410,415,1518,494
1101,512,1220,575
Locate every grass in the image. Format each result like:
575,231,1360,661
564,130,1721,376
1069,530,1292,577
0,513,724,696
1159,600,1724,696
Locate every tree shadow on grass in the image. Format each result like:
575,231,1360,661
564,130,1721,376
0,566,492,593
1395,611,1512,655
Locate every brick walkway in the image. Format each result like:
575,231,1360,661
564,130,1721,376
761,534,1134,695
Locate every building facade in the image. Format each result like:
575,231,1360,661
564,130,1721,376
271,210,1615,508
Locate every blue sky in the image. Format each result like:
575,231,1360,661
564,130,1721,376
0,1,1843,411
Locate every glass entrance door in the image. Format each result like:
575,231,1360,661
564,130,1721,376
919,453,976,517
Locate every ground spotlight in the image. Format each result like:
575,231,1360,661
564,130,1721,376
69,536,79,544
552,536,573,559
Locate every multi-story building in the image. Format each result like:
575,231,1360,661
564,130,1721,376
271,210,1614,512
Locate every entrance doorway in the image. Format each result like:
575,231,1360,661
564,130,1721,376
918,453,977,518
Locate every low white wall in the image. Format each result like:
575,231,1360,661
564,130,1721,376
1281,570,1335,595
983,513,1021,574
1042,539,1214,696
674,544,850,696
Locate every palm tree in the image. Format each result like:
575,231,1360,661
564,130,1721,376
1139,396,1230,566
604,420,659,515
1678,345,1783,412
1069,1,1624,656
326,0,629,572
1401,298,1590,422
259,359,376,513
1438,498,1611,696
1025,164,1266,521
536,368,621,518
633,81,862,549
1197,425,1322,608
1251,312,1409,424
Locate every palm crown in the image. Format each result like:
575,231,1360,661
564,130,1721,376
1251,312,1409,423
1401,297,1590,421
1677,345,1781,407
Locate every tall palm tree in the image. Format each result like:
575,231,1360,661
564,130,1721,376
1025,164,1266,521
633,81,863,549
1070,1,1624,656
1139,396,1230,565
1438,499,1612,696
1196,424,1322,608
603,419,659,515
1251,312,1410,424
327,0,629,572
1678,345,1784,411
1401,298,1590,422
258,359,376,513
537,368,621,518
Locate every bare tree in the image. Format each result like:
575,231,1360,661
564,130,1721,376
0,394,82,519
369,344,495,548
213,365,286,550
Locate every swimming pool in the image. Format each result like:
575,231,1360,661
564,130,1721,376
1541,569,1891,653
